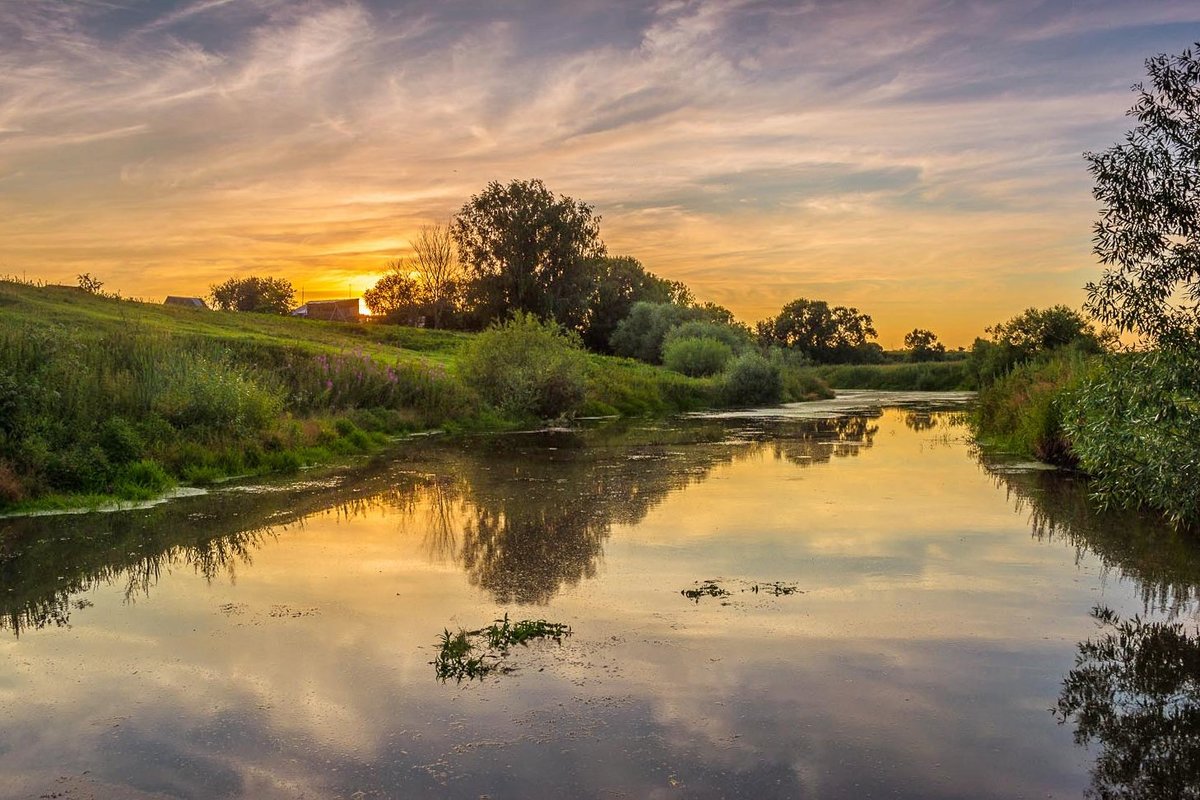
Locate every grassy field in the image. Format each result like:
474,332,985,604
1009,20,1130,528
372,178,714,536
0,282,738,512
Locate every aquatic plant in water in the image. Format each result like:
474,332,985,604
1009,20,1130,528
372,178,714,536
432,614,572,682
680,579,801,603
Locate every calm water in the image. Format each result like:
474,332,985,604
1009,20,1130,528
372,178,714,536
2,391,1198,799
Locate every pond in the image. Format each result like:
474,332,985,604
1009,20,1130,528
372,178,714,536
2,391,1198,799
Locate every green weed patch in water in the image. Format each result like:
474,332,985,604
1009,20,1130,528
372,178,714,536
681,579,802,603
681,581,731,602
432,614,572,682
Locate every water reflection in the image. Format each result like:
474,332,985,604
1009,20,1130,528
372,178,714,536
980,457,1200,615
6,396,1173,799
1056,608,1200,799
1,414,883,632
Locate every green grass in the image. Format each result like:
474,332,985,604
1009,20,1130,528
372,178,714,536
0,281,756,512
800,361,969,391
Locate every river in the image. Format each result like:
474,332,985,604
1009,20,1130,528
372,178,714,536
1,391,1197,799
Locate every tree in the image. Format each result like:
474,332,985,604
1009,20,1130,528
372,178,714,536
985,306,1101,359
452,179,606,330
209,276,295,314
904,328,946,362
410,224,462,329
364,265,425,323
581,256,689,352
756,298,878,363
1086,44,1200,348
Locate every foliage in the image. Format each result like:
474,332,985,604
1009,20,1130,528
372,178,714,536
364,267,425,323
283,349,474,425
756,297,878,364
432,615,572,682
459,313,589,420
662,319,753,355
722,352,782,407
452,178,606,330
608,301,739,364
209,276,295,314
77,273,104,294
903,328,945,362
1056,607,1200,800
806,361,967,391
580,255,688,352
965,306,1104,387
972,349,1091,466
1085,44,1200,348
661,336,732,377
1063,350,1200,529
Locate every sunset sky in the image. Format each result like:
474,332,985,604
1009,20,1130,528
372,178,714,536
3,1,1198,346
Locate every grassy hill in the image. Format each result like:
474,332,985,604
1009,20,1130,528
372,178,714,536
0,281,739,512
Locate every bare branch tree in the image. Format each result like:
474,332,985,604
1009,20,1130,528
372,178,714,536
411,223,462,329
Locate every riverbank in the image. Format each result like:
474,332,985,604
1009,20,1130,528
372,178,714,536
0,281,831,513
971,348,1200,530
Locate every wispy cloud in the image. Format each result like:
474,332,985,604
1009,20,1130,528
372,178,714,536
1,0,1198,343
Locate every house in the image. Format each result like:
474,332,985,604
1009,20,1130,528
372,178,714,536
290,298,362,323
164,296,209,309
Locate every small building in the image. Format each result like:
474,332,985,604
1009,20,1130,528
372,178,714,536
290,298,362,323
164,296,209,309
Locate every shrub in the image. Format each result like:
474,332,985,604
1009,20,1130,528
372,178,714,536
609,302,697,363
722,353,782,407
662,336,732,377
0,460,24,505
152,352,282,434
662,321,751,356
972,350,1091,465
459,313,588,420
115,460,172,496
1063,351,1200,528
98,417,143,465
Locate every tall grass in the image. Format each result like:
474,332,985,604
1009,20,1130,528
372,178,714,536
972,349,1091,465
804,361,968,391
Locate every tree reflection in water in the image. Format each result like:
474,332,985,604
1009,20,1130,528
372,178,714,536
984,453,1200,797
0,415,884,632
1056,607,1200,800
982,459,1200,616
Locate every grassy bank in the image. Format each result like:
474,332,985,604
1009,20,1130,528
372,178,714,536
800,361,969,391
972,348,1200,530
0,281,802,513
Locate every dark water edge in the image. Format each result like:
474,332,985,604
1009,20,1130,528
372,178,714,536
2,391,1198,799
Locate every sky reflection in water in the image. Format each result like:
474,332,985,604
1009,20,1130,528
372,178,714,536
1,392,1197,799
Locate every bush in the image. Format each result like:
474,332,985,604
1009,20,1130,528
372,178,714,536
152,351,283,434
662,321,751,356
722,353,782,407
98,417,143,465
115,460,172,496
972,350,1091,465
1063,351,1200,528
459,313,588,420
662,336,732,377
609,302,697,363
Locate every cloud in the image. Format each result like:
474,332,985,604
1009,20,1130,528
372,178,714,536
2,0,1199,343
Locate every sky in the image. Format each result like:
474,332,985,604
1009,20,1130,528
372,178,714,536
2,0,1198,346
